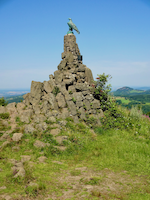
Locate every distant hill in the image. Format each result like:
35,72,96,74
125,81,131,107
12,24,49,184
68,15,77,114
112,86,150,96
0,89,29,98
5,95,25,104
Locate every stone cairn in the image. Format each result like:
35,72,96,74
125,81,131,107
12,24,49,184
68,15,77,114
1,34,104,130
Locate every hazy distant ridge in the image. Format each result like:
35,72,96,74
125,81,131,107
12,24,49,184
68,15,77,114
112,87,150,96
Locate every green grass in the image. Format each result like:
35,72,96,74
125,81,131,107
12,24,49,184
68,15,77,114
0,108,150,199
129,90,145,94
115,96,131,104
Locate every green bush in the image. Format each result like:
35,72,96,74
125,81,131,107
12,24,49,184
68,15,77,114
52,86,60,97
0,97,8,106
130,105,143,120
0,112,9,119
90,73,112,111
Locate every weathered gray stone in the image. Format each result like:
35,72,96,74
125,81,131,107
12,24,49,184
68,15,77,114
11,162,25,178
0,106,6,114
57,120,67,126
35,122,47,131
57,59,67,70
12,133,23,142
77,72,85,79
85,94,94,102
54,146,67,151
63,72,76,85
38,156,47,163
92,99,101,109
78,64,86,72
76,101,83,109
21,155,31,163
85,67,94,84
48,93,58,110
23,93,33,105
49,74,54,80
68,85,76,93
47,116,56,123
82,90,90,96
0,133,9,141
72,115,79,123
30,81,43,100
1,120,9,127
65,92,72,101
50,128,60,136
20,115,30,123
34,140,47,148
19,109,33,123
55,136,68,145
54,70,63,84
59,108,69,119
16,102,25,112
24,124,36,134
6,102,17,114
67,101,77,116
51,110,59,117
43,80,55,93
72,92,84,102
75,83,89,91
79,107,86,119
40,101,50,114
56,93,66,108
33,115,46,123
83,99,91,111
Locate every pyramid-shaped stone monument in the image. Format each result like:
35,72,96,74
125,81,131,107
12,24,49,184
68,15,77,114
22,34,103,124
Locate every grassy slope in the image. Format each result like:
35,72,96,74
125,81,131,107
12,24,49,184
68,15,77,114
0,109,150,199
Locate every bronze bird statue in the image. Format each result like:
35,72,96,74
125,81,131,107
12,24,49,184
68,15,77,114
67,18,80,34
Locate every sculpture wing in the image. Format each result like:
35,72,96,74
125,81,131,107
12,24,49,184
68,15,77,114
71,22,80,34
68,20,80,34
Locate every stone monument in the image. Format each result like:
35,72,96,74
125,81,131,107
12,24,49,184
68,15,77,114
22,29,103,124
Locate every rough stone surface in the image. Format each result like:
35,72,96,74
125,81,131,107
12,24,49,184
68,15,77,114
56,93,66,108
6,103,17,114
55,136,68,145
35,122,47,131
47,116,56,123
5,34,104,129
50,128,61,136
21,155,31,163
33,115,46,123
24,124,36,134
11,162,25,178
30,81,43,101
0,106,6,114
67,101,77,116
12,133,23,142
38,156,47,163
34,140,47,148
0,133,9,141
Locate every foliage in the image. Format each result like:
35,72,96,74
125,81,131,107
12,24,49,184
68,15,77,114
52,86,60,97
130,105,143,120
0,112,9,119
0,97,8,106
116,95,150,115
72,97,76,103
85,116,97,128
90,73,112,111
65,117,74,122
69,90,73,94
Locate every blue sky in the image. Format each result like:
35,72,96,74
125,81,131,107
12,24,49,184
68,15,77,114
0,0,150,90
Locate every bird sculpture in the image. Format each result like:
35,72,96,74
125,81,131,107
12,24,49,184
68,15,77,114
67,18,80,34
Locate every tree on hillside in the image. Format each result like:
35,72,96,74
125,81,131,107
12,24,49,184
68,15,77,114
0,97,8,106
